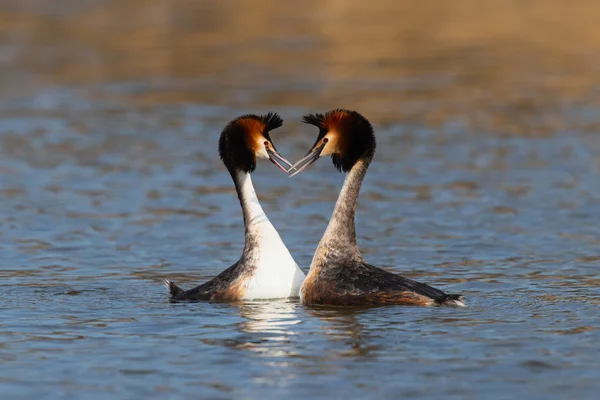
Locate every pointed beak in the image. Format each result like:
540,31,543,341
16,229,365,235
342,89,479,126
266,147,293,173
287,142,326,177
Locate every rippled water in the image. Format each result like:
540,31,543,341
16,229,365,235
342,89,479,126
1,1,600,399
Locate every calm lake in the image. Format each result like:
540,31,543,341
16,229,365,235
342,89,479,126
1,1,599,398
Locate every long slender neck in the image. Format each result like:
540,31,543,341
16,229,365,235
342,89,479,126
317,154,372,258
232,170,270,237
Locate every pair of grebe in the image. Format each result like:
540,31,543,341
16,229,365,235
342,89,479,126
165,110,465,307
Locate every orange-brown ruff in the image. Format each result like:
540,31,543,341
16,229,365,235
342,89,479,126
292,109,465,307
165,113,306,301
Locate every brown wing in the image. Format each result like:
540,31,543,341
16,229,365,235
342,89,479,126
303,261,447,306
171,261,250,302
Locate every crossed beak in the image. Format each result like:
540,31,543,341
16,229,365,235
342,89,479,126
287,142,326,177
266,147,293,173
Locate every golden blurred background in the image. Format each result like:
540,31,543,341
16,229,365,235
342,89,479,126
1,0,599,135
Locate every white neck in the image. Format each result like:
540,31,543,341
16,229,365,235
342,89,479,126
235,171,270,233
232,170,305,299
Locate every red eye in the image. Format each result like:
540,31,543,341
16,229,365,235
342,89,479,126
323,138,329,143
264,141,269,146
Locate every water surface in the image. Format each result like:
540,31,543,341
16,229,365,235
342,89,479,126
1,1,599,399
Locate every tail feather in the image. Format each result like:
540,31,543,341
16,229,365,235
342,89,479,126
437,294,466,307
164,278,184,298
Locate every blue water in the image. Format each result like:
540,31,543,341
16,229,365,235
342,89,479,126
1,1,600,398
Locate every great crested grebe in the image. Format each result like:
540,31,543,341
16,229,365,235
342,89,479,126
165,113,305,301
288,109,465,307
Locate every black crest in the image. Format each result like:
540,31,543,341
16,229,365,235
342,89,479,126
302,109,376,172
302,113,328,152
218,112,283,173
262,112,283,132
302,113,327,129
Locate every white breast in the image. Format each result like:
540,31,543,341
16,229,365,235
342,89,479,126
235,171,305,300
242,223,306,300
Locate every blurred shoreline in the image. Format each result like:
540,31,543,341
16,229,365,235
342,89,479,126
1,0,599,135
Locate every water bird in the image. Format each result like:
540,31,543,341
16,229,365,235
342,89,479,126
165,113,306,301
288,109,465,307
